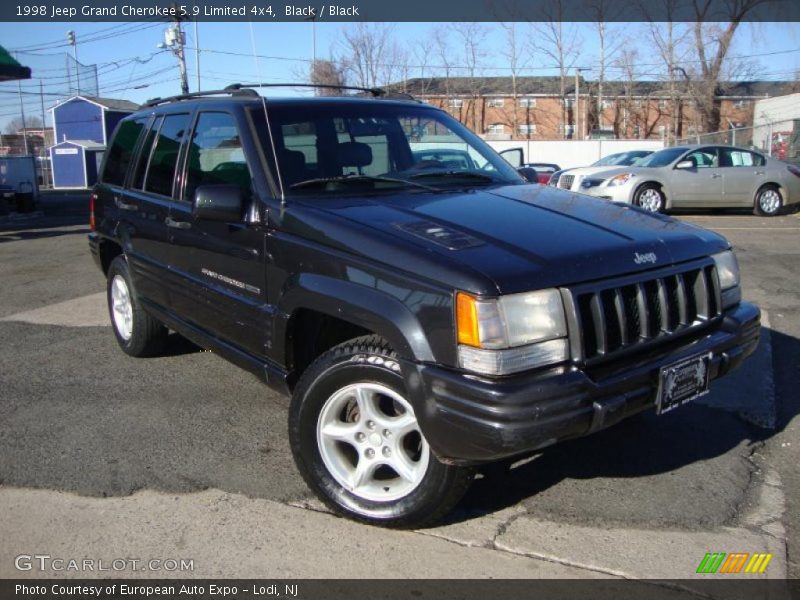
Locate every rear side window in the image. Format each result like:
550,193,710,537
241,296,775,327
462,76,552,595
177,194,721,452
184,112,251,202
131,117,161,190
144,113,190,197
102,118,145,186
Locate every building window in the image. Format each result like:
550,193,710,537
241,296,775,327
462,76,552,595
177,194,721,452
600,99,612,110
448,98,463,108
487,98,504,108
732,99,750,109
519,98,536,108
518,124,537,135
658,125,667,138
486,124,505,135
657,99,667,110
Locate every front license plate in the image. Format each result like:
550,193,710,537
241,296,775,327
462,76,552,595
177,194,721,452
656,353,712,415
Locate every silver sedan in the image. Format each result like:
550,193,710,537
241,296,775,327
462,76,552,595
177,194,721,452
573,144,800,216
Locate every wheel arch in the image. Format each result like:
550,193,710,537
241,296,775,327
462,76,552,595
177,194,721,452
278,274,437,389
633,180,669,208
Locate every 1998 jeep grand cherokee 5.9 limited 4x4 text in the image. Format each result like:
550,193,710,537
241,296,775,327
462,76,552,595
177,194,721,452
88,85,760,528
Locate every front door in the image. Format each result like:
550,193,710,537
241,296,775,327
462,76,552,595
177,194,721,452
668,147,725,207
167,110,268,358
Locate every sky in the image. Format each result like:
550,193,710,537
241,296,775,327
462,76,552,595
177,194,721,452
1,21,799,131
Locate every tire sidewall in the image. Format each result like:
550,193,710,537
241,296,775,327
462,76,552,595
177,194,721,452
635,184,664,213
289,347,454,525
756,185,782,216
107,255,146,354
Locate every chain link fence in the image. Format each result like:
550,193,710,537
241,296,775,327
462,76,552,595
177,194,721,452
675,119,800,164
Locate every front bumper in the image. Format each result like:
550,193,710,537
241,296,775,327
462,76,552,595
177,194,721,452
404,302,760,465
582,183,633,203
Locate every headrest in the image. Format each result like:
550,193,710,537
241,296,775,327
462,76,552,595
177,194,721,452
337,142,372,168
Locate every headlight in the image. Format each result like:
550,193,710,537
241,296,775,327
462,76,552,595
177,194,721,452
608,173,634,187
712,250,741,309
455,290,569,375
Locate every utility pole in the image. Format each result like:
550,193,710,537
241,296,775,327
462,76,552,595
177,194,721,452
40,80,49,187
17,80,29,156
193,20,200,91
159,13,189,95
574,67,588,140
66,30,80,95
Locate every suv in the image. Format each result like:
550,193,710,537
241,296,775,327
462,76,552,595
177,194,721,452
89,86,760,528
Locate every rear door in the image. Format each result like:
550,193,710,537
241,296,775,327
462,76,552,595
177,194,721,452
718,147,767,206
119,112,191,310
166,109,268,357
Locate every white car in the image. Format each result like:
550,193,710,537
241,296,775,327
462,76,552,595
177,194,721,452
549,150,654,191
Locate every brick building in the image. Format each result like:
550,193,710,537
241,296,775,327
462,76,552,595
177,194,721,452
392,77,798,142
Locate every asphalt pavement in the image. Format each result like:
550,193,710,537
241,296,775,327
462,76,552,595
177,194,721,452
0,199,797,592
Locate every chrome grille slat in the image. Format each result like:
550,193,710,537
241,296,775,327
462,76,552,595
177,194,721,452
571,262,722,364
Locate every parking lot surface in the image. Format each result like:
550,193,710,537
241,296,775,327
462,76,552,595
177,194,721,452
0,198,798,588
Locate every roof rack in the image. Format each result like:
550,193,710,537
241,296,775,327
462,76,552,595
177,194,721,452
141,87,259,108
225,82,419,102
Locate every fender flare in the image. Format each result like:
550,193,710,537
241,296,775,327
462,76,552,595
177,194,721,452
276,273,437,363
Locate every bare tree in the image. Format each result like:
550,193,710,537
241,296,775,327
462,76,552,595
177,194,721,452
499,22,527,137
309,59,347,95
410,33,435,96
4,115,43,135
452,23,488,132
529,5,582,139
644,2,693,143
338,23,400,89
433,26,456,115
588,1,626,134
689,0,771,133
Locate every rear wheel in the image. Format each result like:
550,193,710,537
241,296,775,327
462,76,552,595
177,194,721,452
289,335,473,528
754,185,783,216
107,256,167,357
634,184,665,213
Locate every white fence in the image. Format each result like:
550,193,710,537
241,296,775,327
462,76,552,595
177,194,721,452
485,140,665,169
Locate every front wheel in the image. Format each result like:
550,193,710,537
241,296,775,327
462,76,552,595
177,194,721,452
754,185,783,216
634,184,665,213
288,335,473,528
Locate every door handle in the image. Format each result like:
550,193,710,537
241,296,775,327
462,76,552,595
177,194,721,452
755,170,766,175
710,174,722,179
165,216,191,230
115,197,138,211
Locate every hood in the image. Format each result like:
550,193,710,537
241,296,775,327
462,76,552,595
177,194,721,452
289,184,729,295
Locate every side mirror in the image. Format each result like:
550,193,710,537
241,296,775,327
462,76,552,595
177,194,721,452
517,167,539,182
675,160,694,170
193,184,245,222
499,147,524,168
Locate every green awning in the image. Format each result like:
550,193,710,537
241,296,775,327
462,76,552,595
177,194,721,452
0,45,31,81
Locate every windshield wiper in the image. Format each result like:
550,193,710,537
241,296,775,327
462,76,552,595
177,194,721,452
406,170,497,184
290,174,439,192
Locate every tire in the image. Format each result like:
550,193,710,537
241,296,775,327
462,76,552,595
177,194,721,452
634,183,665,213
289,335,473,528
754,184,783,216
106,255,168,357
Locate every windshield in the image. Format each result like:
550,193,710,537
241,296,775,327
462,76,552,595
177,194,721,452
593,151,652,167
636,147,687,168
257,102,522,196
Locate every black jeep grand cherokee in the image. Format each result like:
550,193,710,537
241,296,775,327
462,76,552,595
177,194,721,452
89,85,760,528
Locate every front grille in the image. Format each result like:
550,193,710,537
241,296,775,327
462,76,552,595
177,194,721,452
569,261,722,363
558,174,575,189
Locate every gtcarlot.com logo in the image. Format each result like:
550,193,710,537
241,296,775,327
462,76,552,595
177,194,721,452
696,552,772,574
15,554,194,573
